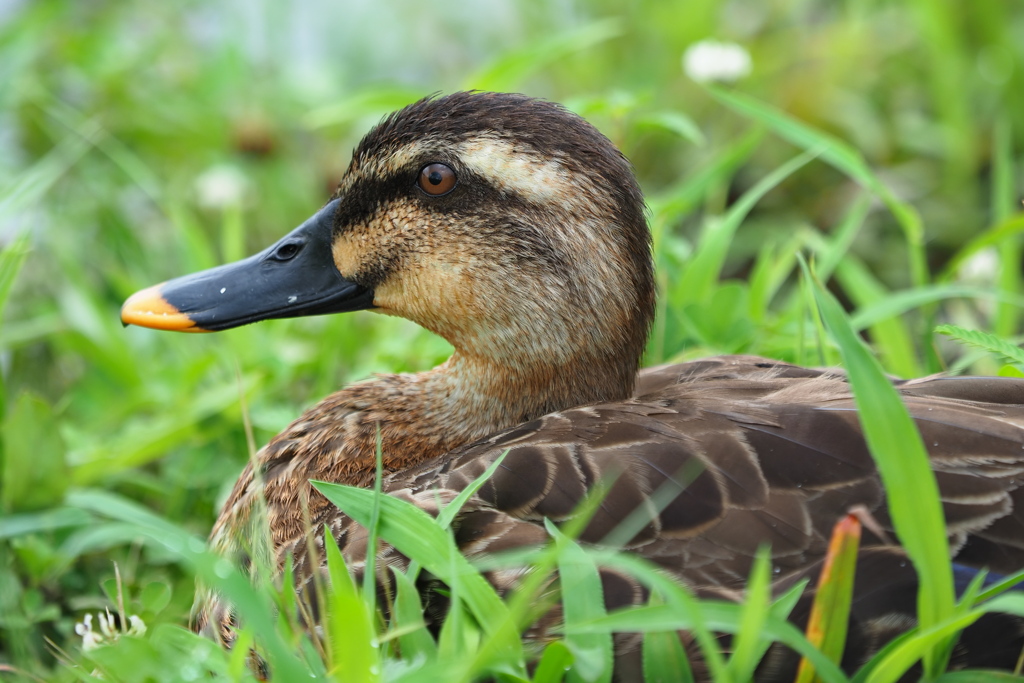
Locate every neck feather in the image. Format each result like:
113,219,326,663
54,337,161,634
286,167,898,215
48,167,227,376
211,336,640,569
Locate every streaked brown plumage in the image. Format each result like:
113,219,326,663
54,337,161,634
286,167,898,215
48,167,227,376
121,92,1024,679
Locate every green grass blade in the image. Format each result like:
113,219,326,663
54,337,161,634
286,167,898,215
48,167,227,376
533,640,574,683
0,231,29,331
545,520,612,683
938,214,1024,283
403,451,508,588
323,528,378,682
934,672,1024,682
362,429,385,625
578,552,829,683
802,257,956,677
437,570,477,666
725,547,773,682
990,116,1022,338
0,128,93,224
633,110,706,146
310,481,524,670
436,451,508,530
389,567,437,661
935,325,1024,368
851,286,1024,333
709,87,927,289
796,515,861,683
565,600,848,683
2,393,68,513
863,612,984,683
833,257,920,377
675,150,816,307
648,127,762,232
66,489,315,681
748,231,806,324
0,507,91,539
463,19,622,91
812,194,872,282
303,86,427,129
641,592,694,683
976,592,1024,618
972,568,1024,605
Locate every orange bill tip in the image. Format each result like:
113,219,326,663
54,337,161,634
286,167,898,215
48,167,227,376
120,284,207,332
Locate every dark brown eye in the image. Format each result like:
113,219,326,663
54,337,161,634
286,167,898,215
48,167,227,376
418,163,457,196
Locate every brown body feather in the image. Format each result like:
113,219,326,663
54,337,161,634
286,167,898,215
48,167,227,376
197,355,1024,678
124,93,1024,678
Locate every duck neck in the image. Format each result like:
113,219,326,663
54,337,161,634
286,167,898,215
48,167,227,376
433,347,635,427
212,342,638,563
336,347,636,477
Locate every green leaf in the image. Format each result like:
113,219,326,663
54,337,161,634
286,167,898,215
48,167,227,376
934,672,1024,682
0,507,92,539
833,257,920,377
464,19,623,91
66,489,314,681
323,527,378,682
852,286,1024,333
802,258,956,677
533,640,574,683
139,581,172,616
310,480,525,673
303,86,427,130
709,87,927,288
862,611,983,683
633,110,706,146
546,520,612,683
726,547,773,682
389,567,437,661
796,515,861,683
1,393,68,513
935,325,1024,368
0,231,30,332
642,616,693,683
674,150,816,308
565,600,848,683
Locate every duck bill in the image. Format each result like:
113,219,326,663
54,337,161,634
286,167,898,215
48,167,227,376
121,199,373,332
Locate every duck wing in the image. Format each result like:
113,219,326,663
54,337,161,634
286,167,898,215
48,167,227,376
299,356,1024,677
378,356,1024,586
260,356,1024,677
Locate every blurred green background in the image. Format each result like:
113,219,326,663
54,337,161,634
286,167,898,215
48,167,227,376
1,0,1022,679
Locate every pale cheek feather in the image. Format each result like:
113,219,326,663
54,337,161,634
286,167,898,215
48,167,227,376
331,236,363,277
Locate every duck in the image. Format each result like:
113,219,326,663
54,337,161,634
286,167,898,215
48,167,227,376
120,91,1024,679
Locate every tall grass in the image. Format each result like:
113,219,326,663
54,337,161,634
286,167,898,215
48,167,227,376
1,0,1023,680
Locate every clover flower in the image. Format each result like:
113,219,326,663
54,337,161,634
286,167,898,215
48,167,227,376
75,609,147,651
683,40,752,83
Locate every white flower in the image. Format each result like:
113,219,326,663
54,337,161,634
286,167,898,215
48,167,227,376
75,613,103,652
75,609,147,651
683,40,752,83
194,164,249,209
957,247,999,285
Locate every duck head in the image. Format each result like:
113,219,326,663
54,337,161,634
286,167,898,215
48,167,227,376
122,92,655,405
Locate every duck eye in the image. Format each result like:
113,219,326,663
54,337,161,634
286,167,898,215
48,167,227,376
418,163,457,196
